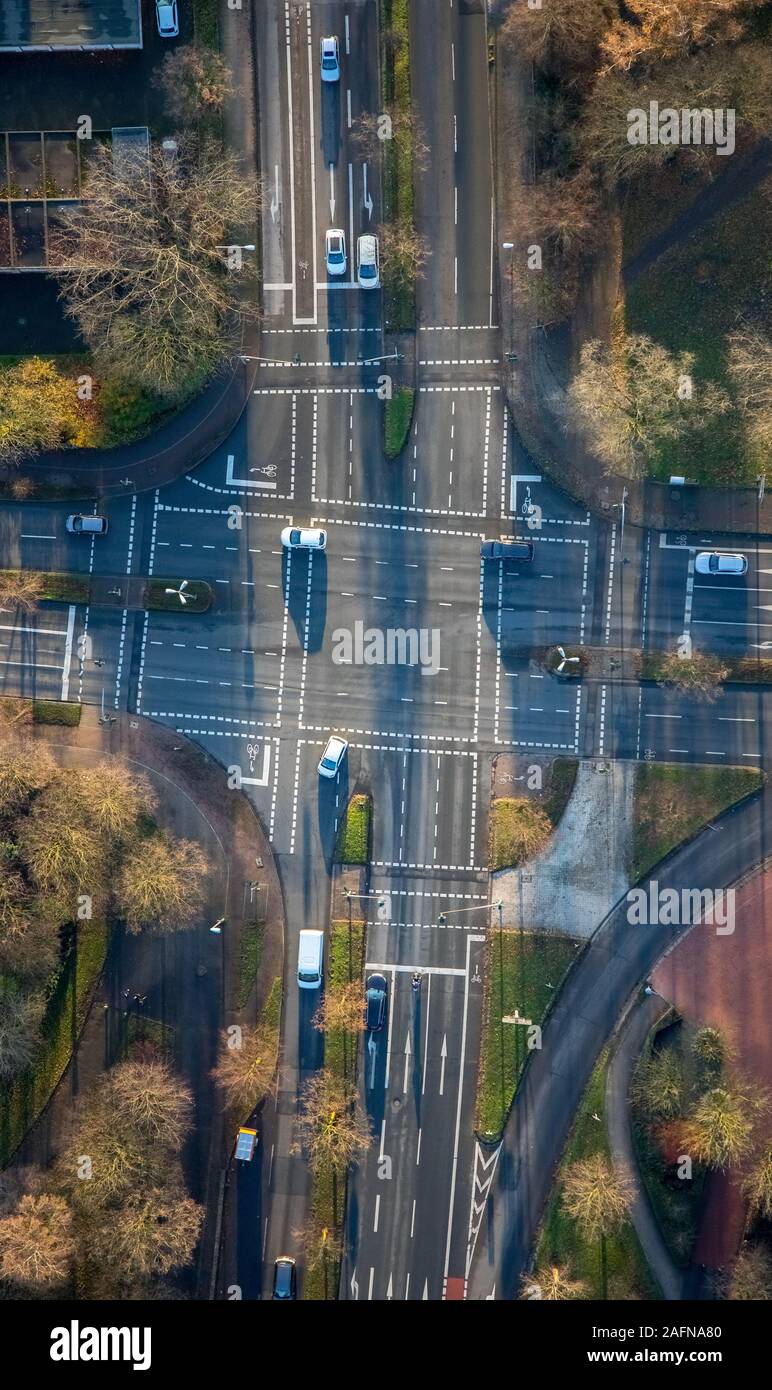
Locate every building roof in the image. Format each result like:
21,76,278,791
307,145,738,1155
0,1,142,50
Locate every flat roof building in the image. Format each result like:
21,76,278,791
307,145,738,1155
0,1,143,51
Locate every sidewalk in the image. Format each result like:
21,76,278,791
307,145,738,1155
606,993,685,1301
491,36,772,539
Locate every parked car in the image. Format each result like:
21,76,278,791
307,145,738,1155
325,228,347,277
155,0,179,38
356,234,380,288
318,735,347,779
280,526,327,550
272,1257,297,1300
66,514,109,535
364,973,388,1032
480,538,534,562
695,551,748,576
320,35,340,82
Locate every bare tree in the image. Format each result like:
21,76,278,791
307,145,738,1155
684,1080,767,1170
569,335,730,476
693,1025,728,1072
212,1022,278,1114
378,217,430,300
521,1262,588,1300
17,783,105,898
600,0,765,74
656,648,729,701
0,357,84,465
0,1193,74,1290
0,569,46,613
729,1241,772,1299
153,42,236,126
70,760,157,839
728,320,772,457
742,1144,772,1224
0,736,55,817
93,1185,204,1279
350,107,429,171
506,169,602,322
116,832,207,933
292,1070,372,1173
313,980,365,1038
0,985,44,1081
631,1048,684,1121
108,1060,193,1150
561,1154,633,1297
500,0,611,71
56,139,259,398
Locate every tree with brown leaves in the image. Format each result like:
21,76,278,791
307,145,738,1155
0,1193,74,1291
153,42,236,126
116,832,207,933
561,1154,633,1297
212,1022,278,1115
292,1069,372,1173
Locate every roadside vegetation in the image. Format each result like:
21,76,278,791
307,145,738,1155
477,928,578,1139
629,762,763,882
376,0,429,331
383,387,415,458
489,757,578,870
631,1019,770,1282
334,794,372,865
0,743,209,1163
212,977,282,1117
302,919,370,1299
534,1049,657,1300
0,1056,203,1297
497,0,772,485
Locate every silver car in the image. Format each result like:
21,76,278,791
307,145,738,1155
694,551,748,576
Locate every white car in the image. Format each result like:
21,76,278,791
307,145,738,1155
66,514,108,535
325,228,347,277
695,551,748,576
356,233,379,289
320,35,340,82
155,0,179,37
318,735,348,779
280,526,327,550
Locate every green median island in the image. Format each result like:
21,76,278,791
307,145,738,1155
0,570,91,605
142,578,213,613
384,387,415,459
334,794,372,865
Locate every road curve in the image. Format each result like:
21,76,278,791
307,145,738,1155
467,777,771,1299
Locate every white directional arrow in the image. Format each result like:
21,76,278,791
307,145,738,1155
363,161,373,221
402,1032,412,1092
270,163,280,223
350,1267,359,1300
368,1034,377,1090
386,1275,393,1300
422,1280,429,1300
439,1035,448,1095
329,163,336,221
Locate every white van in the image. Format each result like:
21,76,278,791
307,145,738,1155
297,929,324,990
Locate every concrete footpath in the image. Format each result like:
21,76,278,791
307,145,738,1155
606,993,685,1301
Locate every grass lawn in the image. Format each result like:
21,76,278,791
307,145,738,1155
630,762,763,883
193,0,220,47
238,918,265,1011
380,0,416,332
477,928,578,1139
305,919,365,1300
143,578,213,612
334,794,372,865
0,920,109,1166
32,700,81,727
0,570,91,605
536,1049,659,1300
384,387,415,458
624,175,772,485
490,758,578,870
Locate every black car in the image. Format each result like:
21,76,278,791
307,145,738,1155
364,973,388,1032
272,1256,297,1300
480,538,534,562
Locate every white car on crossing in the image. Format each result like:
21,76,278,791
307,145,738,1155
318,735,348,779
280,526,327,550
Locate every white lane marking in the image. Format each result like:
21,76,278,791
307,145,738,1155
60,604,76,701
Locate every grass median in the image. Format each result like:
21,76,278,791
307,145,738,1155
384,387,415,458
334,794,372,865
380,0,417,332
630,762,764,883
477,928,578,1140
490,758,578,870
